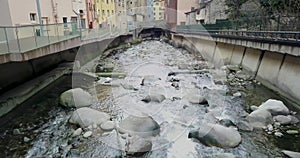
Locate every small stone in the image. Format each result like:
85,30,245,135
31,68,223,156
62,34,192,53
267,131,272,135
100,121,115,131
72,128,83,137
233,92,242,97
274,122,281,128
141,94,166,103
83,131,93,138
13,129,21,135
274,132,283,137
286,130,299,135
24,137,30,143
267,124,273,132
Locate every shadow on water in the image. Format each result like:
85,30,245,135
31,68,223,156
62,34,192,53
0,75,72,157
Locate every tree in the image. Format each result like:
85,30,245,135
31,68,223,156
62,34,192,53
224,0,248,20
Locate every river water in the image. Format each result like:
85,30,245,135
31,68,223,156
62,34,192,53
0,40,299,158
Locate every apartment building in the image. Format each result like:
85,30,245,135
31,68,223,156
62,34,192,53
165,0,177,28
147,0,154,21
95,0,116,29
115,0,128,32
0,0,88,28
177,0,198,25
85,0,96,28
153,0,165,20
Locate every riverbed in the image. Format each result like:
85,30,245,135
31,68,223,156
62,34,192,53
0,40,299,158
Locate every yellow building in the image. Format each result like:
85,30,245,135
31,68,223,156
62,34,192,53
95,0,116,29
153,0,165,20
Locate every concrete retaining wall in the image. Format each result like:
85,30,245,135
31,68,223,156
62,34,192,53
0,34,133,94
171,34,300,105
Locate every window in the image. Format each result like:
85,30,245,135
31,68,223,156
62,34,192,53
63,17,68,27
30,13,36,21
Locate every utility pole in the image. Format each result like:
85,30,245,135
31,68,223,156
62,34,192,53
36,0,44,36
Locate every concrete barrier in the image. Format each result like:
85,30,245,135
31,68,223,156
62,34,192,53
171,33,300,105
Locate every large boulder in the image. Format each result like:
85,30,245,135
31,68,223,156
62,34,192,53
126,136,152,156
60,88,93,108
258,99,289,115
188,123,242,149
118,115,160,137
246,109,273,128
69,107,110,127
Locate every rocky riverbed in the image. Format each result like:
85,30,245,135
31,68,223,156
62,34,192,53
1,40,300,158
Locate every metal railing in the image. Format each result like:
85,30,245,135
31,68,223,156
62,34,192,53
0,22,80,54
175,29,300,44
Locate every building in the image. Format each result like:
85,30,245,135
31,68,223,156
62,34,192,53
185,8,200,25
95,0,116,29
0,0,87,27
147,0,154,21
197,0,227,24
115,0,128,33
177,0,198,25
165,0,177,28
153,0,165,20
85,0,96,29
126,0,148,30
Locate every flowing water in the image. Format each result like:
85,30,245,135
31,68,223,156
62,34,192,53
0,40,299,158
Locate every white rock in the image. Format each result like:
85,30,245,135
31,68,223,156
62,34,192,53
69,107,110,128
274,132,283,137
83,131,93,138
287,115,299,124
100,121,115,131
258,99,289,115
126,136,152,156
118,115,160,137
72,128,83,137
267,124,273,131
188,123,242,148
273,115,292,125
233,92,242,97
59,88,93,108
24,137,30,143
141,94,166,103
246,109,273,129
282,150,300,158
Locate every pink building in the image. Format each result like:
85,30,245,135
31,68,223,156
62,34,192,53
177,0,198,25
165,0,178,28
85,0,96,29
